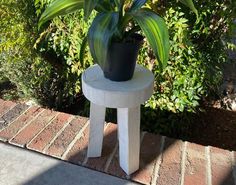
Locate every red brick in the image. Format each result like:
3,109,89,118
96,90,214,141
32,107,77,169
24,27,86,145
46,116,88,158
210,147,234,185
27,113,72,152
0,100,16,117
184,143,207,185
234,151,236,164
0,103,29,130
233,152,236,181
85,123,118,172
65,125,89,165
0,106,43,141
131,133,162,185
157,138,183,185
10,109,57,147
106,147,127,179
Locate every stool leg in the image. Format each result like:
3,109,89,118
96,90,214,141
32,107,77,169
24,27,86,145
117,106,140,175
87,103,106,158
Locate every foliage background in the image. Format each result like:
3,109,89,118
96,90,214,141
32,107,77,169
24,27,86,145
0,0,46,100
35,0,235,111
0,0,235,134
140,0,236,133
0,0,90,109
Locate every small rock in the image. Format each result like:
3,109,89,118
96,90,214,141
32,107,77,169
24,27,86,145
25,100,38,106
232,101,236,111
0,118,5,124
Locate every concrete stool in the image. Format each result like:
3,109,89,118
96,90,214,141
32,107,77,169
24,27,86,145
82,64,154,175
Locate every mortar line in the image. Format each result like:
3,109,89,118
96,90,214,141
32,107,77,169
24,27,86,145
0,101,17,117
206,146,212,185
104,130,145,173
231,151,236,185
42,115,75,153
0,105,32,133
140,131,146,145
26,112,60,148
151,136,166,185
82,121,109,166
9,108,45,142
0,103,21,130
61,120,90,160
104,142,119,173
180,142,188,185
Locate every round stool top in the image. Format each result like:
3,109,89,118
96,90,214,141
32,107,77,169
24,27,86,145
82,64,154,108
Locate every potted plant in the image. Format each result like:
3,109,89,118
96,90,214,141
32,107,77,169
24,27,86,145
39,0,197,81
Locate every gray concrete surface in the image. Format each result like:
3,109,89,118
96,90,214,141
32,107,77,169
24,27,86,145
0,142,139,185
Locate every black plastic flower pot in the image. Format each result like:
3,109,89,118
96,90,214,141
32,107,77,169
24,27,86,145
103,34,143,81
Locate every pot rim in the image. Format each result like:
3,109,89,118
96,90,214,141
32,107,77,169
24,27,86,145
111,33,144,46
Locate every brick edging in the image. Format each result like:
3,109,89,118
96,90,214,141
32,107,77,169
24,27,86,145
0,99,235,185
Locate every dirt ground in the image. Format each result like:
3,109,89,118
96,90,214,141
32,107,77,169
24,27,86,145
186,60,236,151
186,106,236,151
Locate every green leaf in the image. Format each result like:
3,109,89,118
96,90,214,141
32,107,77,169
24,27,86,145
39,0,84,28
132,9,170,71
79,36,88,67
95,0,115,12
179,0,198,17
84,0,99,20
129,0,147,12
114,0,125,9
88,12,119,69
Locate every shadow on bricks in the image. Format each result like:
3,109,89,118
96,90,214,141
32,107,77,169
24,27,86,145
5,123,236,185
22,131,236,185
22,124,186,185
1,100,236,185
219,165,236,185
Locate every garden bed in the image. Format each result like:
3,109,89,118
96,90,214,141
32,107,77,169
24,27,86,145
186,106,236,151
1,80,236,151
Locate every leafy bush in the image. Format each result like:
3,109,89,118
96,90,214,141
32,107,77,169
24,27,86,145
35,0,235,113
0,0,82,108
140,0,236,113
0,0,42,98
1,0,234,120
34,0,96,109
138,0,236,135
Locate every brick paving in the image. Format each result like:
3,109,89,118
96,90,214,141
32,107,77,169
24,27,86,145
9,109,57,147
27,112,73,152
85,123,118,171
210,147,235,185
46,116,88,158
0,99,236,185
184,143,207,185
157,138,183,185
0,100,16,117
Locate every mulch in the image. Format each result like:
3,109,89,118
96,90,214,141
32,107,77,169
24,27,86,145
187,106,236,151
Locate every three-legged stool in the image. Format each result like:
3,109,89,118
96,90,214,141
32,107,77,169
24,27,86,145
82,64,154,175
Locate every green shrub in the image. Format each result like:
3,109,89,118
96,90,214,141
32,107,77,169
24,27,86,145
1,0,235,135
2,0,234,112
139,0,236,135
34,0,95,95
35,0,235,113
140,0,236,113
0,0,81,108
0,0,42,98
